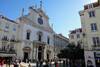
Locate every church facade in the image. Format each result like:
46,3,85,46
0,6,55,62
0,3,69,62
16,6,55,61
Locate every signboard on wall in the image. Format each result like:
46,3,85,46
94,52,100,58
84,51,96,67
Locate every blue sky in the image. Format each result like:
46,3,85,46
0,0,97,37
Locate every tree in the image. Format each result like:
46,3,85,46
57,43,85,67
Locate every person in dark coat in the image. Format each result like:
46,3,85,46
55,61,58,67
36,61,39,67
40,61,43,67
14,60,18,67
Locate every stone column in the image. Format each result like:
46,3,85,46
35,46,38,61
42,46,45,61
32,43,34,61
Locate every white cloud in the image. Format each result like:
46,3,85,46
84,0,98,4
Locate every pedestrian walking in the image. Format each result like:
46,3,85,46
0,58,4,67
43,61,49,67
19,59,21,64
40,61,43,67
14,60,18,67
36,61,39,67
0,59,2,67
63,60,66,67
1,59,4,67
55,61,58,67
28,63,31,67
49,60,51,67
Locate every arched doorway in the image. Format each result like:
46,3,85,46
23,47,31,62
23,52,28,62
46,50,51,61
38,46,42,61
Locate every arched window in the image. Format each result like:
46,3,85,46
38,34,42,41
26,30,31,40
37,31,43,42
10,35,15,42
47,36,50,44
2,36,8,41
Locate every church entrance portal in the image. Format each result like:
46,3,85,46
23,52,28,62
38,46,43,61
47,53,49,61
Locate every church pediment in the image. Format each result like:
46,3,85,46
19,16,54,33
37,9,49,19
18,5,54,33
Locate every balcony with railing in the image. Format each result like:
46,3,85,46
92,45,100,50
0,47,16,54
0,39,20,54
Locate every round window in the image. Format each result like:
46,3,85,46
38,17,43,25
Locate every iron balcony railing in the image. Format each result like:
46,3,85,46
92,45,100,50
0,48,16,54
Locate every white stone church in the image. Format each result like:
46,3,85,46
17,6,55,62
0,5,55,62
0,1,69,62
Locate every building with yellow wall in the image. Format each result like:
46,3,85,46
79,0,100,67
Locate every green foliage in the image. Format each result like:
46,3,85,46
57,43,84,60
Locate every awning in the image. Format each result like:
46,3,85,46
0,53,16,57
